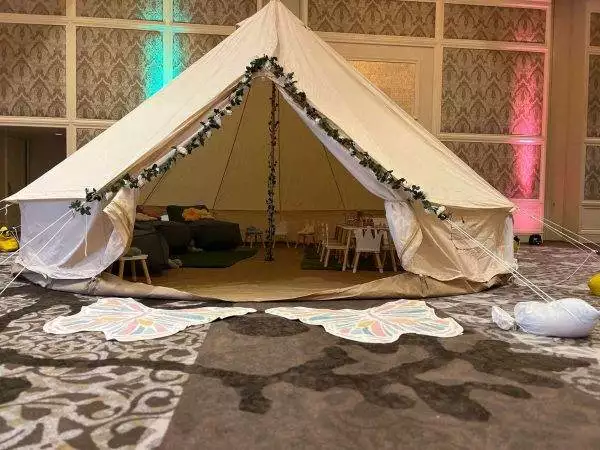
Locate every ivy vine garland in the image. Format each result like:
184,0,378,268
71,55,448,221
265,82,279,261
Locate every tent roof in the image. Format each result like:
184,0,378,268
5,0,514,211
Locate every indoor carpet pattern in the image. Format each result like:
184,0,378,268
0,244,600,449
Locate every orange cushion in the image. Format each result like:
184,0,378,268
182,207,214,221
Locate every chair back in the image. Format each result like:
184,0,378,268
361,215,374,227
344,211,359,225
381,229,393,247
317,222,326,243
372,217,388,228
299,221,315,234
323,223,331,246
275,221,288,234
353,227,383,252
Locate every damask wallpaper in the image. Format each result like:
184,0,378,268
444,4,546,44
76,27,163,120
173,33,225,77
441,48,544,135
585,146,600,200
587,55,600,138
350,60,416,115
444,141,541,199
173,0,256,25
590,13,600,47
0,24,66,117
308,0,435,37
0,0,65,15
76,128,106,149
76,0,163,21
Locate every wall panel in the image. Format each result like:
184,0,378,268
441,48,544,135
350,60,416,116
590,12,600,46
585,145,600,200
444,141,541,199
308,0,435,37
173,0,256,25
444,4,546,43
587,55,600,137
173,33,225,77
76,27,163,120
76,128,107,149
76,0,164,21
0,0,65,15
0,24,66,117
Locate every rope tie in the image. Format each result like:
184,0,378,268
0,209,73,266
84,214,88,257
0,214,74,296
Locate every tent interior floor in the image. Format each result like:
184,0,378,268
153,246,393,301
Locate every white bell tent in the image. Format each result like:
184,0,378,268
2,0,516,300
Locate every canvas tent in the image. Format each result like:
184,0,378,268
2,0,516,300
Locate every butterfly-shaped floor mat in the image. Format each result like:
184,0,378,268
266,300,462,343
44,297,256,342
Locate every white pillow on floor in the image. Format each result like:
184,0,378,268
514,298,600,338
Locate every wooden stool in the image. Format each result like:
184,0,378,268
118,254,152,284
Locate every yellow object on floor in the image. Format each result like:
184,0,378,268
0,227,19,252
589,273,600,296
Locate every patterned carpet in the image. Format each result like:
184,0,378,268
1,244,600,449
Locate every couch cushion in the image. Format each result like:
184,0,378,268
154,221,192,254
136,205,165,218
167,204,209,222
188,220,242,251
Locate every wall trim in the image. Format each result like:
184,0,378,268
317,32,436,48
317,32,548,52
438,133,545,143
443,0,549,8
0,13,235,35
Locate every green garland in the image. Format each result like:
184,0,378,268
265,83,279,261
71,55,448,221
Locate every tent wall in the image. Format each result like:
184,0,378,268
17,189,135,280
139,78,383,213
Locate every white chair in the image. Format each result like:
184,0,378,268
245,227,265,248
344,211,359,225
273,221,290,248
296,221,316,247
322,223,348,268
372,217,388,228
315,222,326,256
351,227,384,273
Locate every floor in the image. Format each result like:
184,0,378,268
154,245,391,301
1,244,600,449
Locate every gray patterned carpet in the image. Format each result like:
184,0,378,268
1,244,600,449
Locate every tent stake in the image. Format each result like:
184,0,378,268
265,82,279,261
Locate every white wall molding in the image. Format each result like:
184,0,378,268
438,133,545,144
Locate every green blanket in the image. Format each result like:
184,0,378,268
178,248,258,268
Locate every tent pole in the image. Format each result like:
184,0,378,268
265,82,279,261
321,144,346,210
